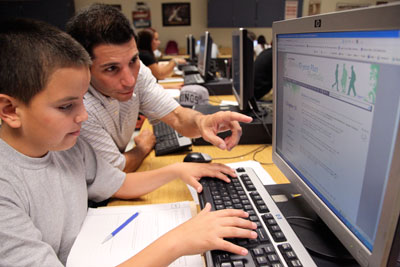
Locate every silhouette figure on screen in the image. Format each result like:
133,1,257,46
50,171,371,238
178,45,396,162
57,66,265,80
347,65,356,96
341,63,348,93
331,64,339,91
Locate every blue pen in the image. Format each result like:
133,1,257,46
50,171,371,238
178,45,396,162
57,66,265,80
102,211,139,244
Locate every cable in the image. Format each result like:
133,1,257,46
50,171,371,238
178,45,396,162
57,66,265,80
212,144,267,161
252,144,274,165
247,100,273,141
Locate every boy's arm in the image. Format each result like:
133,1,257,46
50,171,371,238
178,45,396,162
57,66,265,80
113,162,236,199
117,204,258,266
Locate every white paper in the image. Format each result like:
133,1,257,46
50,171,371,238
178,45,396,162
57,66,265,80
220,100,238,106
67,201,202,267
158,77,184,84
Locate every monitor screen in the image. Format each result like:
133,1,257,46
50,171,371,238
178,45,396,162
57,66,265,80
232,28,255,113
197,31,212,78
273,3,400,266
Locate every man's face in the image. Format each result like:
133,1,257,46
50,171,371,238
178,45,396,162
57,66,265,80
16,66,90,157
90,38,140,102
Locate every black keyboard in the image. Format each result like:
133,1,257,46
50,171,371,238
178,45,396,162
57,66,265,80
153,121,192,156
184,73,205,85
198,167,316,267
182,64,199,75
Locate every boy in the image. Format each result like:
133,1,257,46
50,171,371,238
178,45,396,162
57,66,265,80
0,19,256,266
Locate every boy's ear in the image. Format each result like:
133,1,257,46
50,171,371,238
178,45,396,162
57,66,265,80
0,94,22,128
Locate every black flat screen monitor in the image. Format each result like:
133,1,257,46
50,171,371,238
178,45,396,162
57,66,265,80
273,3,400,266
232,28,255,113
186,34,196,62
197,31,212,79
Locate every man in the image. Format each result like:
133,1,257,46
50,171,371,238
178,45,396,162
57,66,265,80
66,4,252,172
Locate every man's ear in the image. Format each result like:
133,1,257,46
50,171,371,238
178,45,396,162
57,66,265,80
0,94,22,128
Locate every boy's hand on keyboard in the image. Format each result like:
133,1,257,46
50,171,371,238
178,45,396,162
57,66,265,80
176,163,236,193
167,203,258,257
199,111,252,151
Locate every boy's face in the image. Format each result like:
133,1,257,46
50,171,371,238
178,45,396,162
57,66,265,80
17,66,90,157
90,37,140,102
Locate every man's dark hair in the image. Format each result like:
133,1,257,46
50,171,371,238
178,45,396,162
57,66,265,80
0,18,91,105
66,3,136,58
137,29,155,54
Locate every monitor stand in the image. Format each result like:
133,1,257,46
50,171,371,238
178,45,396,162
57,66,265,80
192,102,273,145
200,71,233,95
203,77,233,95
265,183,359,267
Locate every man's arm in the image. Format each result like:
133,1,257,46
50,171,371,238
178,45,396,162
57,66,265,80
123,129,155,172
160,106,253,151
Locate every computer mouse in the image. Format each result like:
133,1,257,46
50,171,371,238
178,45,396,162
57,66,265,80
183,152,212,163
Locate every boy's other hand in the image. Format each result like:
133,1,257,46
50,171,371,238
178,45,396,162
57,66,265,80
167,203,258,256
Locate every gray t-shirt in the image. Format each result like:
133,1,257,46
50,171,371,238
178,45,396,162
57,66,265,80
0,137,126,266
81,61,179,170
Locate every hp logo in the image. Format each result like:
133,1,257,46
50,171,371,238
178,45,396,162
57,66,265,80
314,19,321,28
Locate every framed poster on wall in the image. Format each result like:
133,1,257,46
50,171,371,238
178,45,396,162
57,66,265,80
162,2,191,26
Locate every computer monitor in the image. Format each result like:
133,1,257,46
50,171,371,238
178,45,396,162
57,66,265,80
197,31,212,79
272,3,400,266
232,28,257,113
186,34,196,62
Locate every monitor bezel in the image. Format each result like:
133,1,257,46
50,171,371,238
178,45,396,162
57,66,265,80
231,28,255,113
186,34,196,62
272,3,400,266
197,31,211,78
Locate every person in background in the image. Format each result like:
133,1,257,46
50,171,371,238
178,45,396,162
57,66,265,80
137,28,186,80
254,35,270,57
66,4,253,174
254,41,273,100
195,39,220,58
0,17,258,267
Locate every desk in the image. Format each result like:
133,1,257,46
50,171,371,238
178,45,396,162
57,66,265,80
108,95,288,207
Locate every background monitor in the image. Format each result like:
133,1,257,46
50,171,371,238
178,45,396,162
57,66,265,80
272,3,400,266
186,34,196,62
232,28,256,113
197,31,212,79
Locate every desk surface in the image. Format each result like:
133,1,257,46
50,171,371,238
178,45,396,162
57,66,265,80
108,95,288,206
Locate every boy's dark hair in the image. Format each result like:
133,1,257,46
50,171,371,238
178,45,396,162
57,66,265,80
137,29,155,54
0,18,91,105
66,3,136,59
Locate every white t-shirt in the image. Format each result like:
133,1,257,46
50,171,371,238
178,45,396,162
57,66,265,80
0,137,125,266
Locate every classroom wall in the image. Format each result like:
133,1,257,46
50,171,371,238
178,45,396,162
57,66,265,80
73,0,272,52
74,0,396,53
